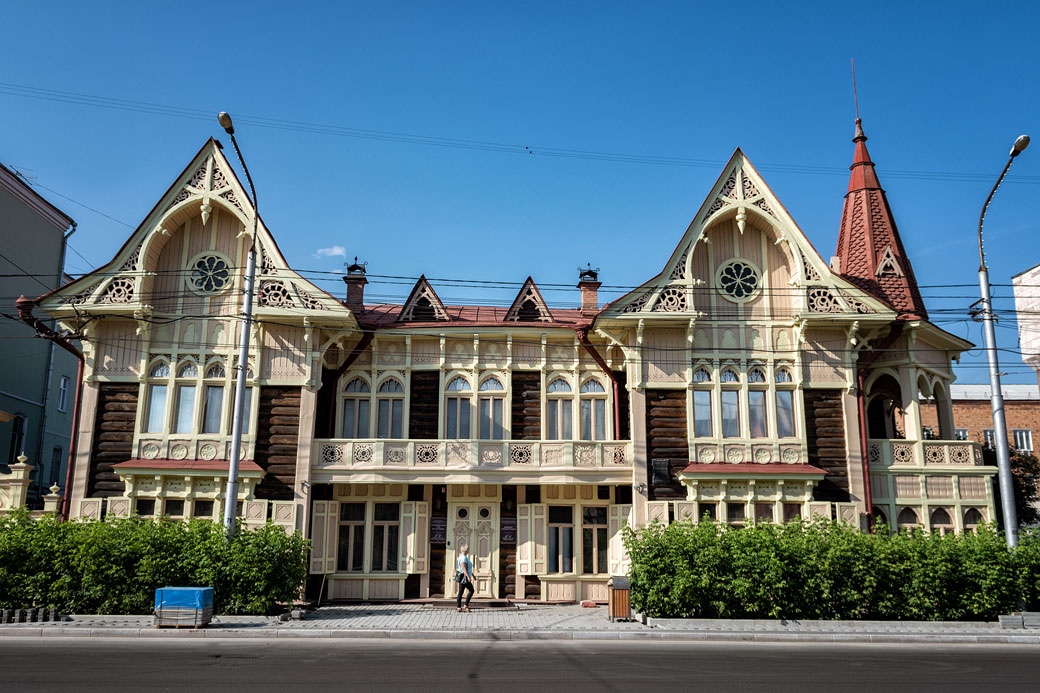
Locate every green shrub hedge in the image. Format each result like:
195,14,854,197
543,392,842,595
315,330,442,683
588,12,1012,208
623,519,1040,620
0,509,309,615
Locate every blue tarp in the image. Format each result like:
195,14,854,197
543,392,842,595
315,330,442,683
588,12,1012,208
154,587,214,610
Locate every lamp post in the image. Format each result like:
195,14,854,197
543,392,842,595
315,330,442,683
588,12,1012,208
218,111,259,535
977,133,1029,549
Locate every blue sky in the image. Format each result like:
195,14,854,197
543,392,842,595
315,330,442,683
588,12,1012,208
2,1,1038,383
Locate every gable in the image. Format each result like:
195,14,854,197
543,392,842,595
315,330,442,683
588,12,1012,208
599,150,895,322
398,275,449,322
504,277,553,322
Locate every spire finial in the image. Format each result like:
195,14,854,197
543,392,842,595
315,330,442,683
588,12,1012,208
852,58,860,120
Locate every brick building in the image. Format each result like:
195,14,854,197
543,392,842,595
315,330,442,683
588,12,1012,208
919,384,1039,454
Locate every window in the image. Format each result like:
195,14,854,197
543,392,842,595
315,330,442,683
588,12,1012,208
337,502,366,571
579,379,607,441
173,363,198,434
189,254,231,293
775,368,793,384
193,500,214,518
718,260,761,301
546,378,573,440
445,376,471,439
963,508,984,531
478,377,505,440
720,369,739,383
930,507,953,534
983,429,995,448
371,503,400,572
135,498,155,516
547,506,574,573
896,507,919,530
697,502,717,521
692,367,711,383
202,363,225,434
954,428,968,441
748,390,767,438
57,376,70,412
1013,429,1033,452
144,362,169,433
377,379,404,439
754,503,774,523
581,507,608,574
721,391,740,438
775,391,796,438
693,390,713,438
341,377,371,438
922,426,936,440
7,414,27,464
164,499,185,517
747,367,766,384
783,503,803,523
726,502,745,527
48,447,62,486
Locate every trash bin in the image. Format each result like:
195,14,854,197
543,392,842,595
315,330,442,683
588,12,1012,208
154,587,214,628
606,576,631,622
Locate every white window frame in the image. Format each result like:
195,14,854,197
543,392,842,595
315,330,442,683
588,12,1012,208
579,378,608,441
546,377,573,441
339,376,372,438
1013,429,1033,452
376,378,404,439
57,376,69,413
444,375,472,439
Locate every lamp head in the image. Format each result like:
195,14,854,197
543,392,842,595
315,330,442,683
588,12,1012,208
217,112,235,135
1011,134,1030,157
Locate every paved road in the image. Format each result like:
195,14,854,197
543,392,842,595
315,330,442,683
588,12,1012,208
3,638,1037,691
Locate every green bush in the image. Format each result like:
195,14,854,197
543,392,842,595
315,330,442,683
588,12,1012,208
623,518,1039,620
0,509,309,615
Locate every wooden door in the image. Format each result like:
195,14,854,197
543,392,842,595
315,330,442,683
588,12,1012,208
447,502,498,598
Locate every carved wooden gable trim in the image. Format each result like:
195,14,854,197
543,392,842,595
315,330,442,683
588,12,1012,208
398,275,449,322
505,277,553,322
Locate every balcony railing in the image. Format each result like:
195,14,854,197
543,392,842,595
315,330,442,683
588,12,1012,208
867,439,984,468
313,439,632,472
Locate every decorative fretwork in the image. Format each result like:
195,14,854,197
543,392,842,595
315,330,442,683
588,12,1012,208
505,277,552,322
698,447,717,463
781,447,799,463
669,246,689,280
611,445,626,465
221,190,245,213
801,252,821,282
320,444,344,464
753,199,777,219
704,196,726,220
754,448,771,463
165,189,192,212
415,444,439,465
210,165,228,190
892,443,914,464
742,172,760,199
509,444,533,465
353,443,373,464
621,290,653,313
837,289,875,314
875,246,903,277
384,444,406,465
65,281,101,305
719,172,738,199
949,445,971,465
719,260,760,301
807,288,842,313
260,247,276,275
652,286,687,312
480,445,503,465
98,277,135,304
574,444,595,466
542,444,564,466
398,275,449,322
924,445,946,465
446,443,468,465
187,164,207,190
726,447,744,463
190,255,231,293
258,281,295,308
868,445,881,463
120,247,141,273
298,289,328,311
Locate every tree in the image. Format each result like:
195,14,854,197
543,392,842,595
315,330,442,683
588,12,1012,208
984,445,1040,528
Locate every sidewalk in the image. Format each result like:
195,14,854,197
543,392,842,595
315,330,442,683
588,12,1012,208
1,604,1038,644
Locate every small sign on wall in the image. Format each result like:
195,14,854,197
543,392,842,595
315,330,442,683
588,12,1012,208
500,517,517,544
430,516,447,544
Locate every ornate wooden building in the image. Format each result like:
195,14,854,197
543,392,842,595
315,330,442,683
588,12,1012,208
25,119,995,602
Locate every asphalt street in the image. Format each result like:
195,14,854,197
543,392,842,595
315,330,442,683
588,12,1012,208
3,638,1037,691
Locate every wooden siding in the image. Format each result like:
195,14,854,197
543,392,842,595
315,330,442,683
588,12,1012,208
408,371,439,439
645,390,688,499
88,383,138,497
254,386,300,500
613,370,630,440
499,485,518,599
804,389,850,502
511,372,541,440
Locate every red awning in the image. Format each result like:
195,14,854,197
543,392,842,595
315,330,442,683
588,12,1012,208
112,458,264,474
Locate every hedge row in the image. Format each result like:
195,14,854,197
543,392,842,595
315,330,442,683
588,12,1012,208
0,510,309,615
623,519,1040,620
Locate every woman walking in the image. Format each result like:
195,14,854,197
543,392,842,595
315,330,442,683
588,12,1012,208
455,545,475,612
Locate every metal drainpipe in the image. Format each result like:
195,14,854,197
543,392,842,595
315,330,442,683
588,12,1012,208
575,328,622,439
15,295,84,521
856,322,904,532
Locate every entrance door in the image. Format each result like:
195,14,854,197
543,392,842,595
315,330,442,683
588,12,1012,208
447,502,498,598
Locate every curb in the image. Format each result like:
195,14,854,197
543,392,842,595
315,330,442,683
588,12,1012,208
0,627,1038,644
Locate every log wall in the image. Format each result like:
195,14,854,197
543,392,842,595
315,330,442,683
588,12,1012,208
613,370,630,440
804,389,851,502
254,386,300,500
87,383,138,497
511,372,541,440
645,389,688,499
499,485,517,599
409,372,439,439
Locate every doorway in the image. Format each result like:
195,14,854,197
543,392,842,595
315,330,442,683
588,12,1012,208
446,501,499,598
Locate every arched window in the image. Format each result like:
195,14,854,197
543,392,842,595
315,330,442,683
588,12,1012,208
748,367,766,384
445,376,471,438
173,362,198,434
478,377,506,440
896,507,919,530
692,368,711,383
377,378,404,438
692,368,712,438
871,507,889,530
775,368,796,438
720,369,740,438
963,508,984,531
341,377,371,438
775,368,793,384
144,362,170,433
202,362,226,434
747,368,768,439
579,379,608,441
547,378,572,440
930,508,953,534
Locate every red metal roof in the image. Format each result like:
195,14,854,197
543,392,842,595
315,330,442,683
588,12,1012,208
359,303,590,329
834,118,928,320
112,458,264,474
680,463,826,476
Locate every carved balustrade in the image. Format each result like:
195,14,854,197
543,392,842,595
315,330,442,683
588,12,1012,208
866,439,984,468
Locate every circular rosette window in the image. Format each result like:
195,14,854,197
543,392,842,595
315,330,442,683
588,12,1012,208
717,259,761,303
188,254,232,294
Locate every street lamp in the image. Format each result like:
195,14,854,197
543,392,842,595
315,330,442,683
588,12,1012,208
976,133,1029,549
218,111,259,535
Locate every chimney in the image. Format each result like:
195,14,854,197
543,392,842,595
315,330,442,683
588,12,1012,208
577,264,601,317
342,257,367,313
